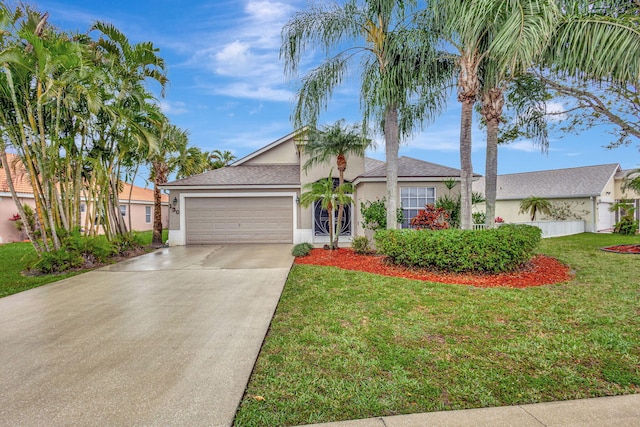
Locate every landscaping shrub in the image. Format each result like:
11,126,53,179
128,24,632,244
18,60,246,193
291,242,314,257
374,224,542,273
33,249,84,274
360,198,403,231
351,235,372,254
614,216,639,235
112,232,145,256
410,205,450,230
472,211,486,225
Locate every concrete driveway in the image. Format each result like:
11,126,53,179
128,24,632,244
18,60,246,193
0,244,293,427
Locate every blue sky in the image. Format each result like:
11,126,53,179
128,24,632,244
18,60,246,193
32,0,640,176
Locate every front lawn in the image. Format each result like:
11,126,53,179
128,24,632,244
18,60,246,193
234,233,640,426
0,229,166,298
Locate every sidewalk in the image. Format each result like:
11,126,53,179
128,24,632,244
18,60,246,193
299,394,640,427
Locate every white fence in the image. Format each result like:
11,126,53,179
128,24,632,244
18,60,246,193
473,221,585,238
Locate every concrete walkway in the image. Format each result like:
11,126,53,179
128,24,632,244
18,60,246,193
300,394,640,427
0,244,293,427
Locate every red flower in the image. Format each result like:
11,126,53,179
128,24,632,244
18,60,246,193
8,213,20,222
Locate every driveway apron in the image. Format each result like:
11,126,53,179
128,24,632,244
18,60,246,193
0,244,293,426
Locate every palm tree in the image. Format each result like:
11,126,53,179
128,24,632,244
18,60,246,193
299,171,354,249
302,120,371,247
423,0,560,230
480,0,640,230
282,0,452,230
147,113,189,247
209,149,236,169
519,196,552,221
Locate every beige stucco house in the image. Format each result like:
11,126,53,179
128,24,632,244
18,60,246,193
0,153,168,243
473,163,640,232
163,129,467,245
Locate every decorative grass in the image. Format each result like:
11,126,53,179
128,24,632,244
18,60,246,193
234,233,640,426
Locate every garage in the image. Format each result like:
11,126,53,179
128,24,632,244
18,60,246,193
185,197,293,244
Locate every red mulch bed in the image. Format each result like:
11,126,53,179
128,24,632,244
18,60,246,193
601,244,640,254
295,248,572,288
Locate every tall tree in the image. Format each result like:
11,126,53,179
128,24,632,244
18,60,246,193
302,120,371,246
424,0,559,229
282,0,452,230
147,112,189,247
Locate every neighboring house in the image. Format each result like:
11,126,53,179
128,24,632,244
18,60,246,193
473,163,639,232
163,129,468,245
0,153,168,243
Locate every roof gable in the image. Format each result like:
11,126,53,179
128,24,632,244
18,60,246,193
233,129,304,166
473,163,621,199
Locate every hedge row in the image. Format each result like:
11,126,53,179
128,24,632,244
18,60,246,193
374,224,542,274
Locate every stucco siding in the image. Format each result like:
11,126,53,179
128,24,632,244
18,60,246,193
242,139,299,165
0,195,35,243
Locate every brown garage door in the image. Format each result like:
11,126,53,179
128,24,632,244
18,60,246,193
185,197,293,244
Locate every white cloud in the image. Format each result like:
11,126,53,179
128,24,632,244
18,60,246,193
502,140,542,152
213,83,292,102
182,0,298,102
545,101,567,121
159,100,189,115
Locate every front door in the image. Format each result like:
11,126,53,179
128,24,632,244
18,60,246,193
313,201,352,237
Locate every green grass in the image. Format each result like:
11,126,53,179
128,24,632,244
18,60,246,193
0,229,167,298
234,233,640,426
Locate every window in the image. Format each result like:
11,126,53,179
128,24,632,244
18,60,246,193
401,187,436,228
145,206,152,223
80,203,85,213
120,205,127,217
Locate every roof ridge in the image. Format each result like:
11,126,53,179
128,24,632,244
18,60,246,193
498,163,620,177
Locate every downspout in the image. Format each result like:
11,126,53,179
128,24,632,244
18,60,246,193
590,196,597,233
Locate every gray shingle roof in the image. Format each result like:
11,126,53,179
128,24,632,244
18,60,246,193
473,164,620,199
365,157,385,172
361,156,464,178
164,164,300,186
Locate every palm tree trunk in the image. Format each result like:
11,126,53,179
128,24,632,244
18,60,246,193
482,88,504,230
152,161,166,247
384,105,400,230
333,161,346,248
459,99,474,230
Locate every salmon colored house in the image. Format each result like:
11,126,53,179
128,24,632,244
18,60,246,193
0,153,168,244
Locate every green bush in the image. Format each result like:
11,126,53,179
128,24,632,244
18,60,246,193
472,211,486,225
351,236,372,254
614,216,639,235
291,242,314,257
33,249,83,274
112,232,145,256
360,198,403,231
374,224,542,273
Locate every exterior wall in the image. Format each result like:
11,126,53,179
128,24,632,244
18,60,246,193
117,202,168,232
241,138,300,165
614,177,640,199
0,195,35,243
493,197,598,232
354,180,456,238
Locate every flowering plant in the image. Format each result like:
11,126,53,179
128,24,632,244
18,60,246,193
495,217,504,223
8,213,20,221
